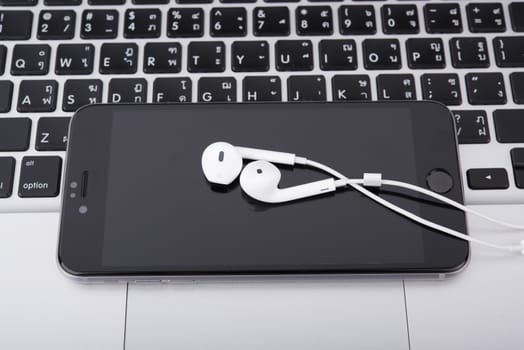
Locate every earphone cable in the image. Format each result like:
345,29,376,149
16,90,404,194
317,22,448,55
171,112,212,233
304,159,524,254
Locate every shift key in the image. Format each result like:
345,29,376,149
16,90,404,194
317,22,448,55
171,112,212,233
19,156,62,198
0,157,15,198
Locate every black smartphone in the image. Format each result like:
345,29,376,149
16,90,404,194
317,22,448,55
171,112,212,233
59,102,469,280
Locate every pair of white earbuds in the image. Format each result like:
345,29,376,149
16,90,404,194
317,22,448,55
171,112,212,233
201,142,524,255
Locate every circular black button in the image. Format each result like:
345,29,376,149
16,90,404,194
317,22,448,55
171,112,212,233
426,169,453,194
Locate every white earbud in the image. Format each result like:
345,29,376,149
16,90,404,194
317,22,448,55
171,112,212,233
201,142,306,185
239,160,337,203
201,142,243,185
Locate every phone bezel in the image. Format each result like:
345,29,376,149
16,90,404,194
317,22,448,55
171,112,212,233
58,102,469,277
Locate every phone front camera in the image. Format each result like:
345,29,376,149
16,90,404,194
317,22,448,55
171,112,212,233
78,205,88,214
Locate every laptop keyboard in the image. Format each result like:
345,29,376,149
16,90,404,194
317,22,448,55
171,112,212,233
0,0,523,212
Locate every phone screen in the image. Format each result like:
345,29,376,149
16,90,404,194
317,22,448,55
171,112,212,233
100,104,426,271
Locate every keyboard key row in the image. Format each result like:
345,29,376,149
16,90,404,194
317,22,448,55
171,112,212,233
3,38,523,78
0,116,70,152
2,73,524,115
1,3,524,40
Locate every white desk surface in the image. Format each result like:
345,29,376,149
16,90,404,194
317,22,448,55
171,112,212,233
0,213,127,350
405,204,524,350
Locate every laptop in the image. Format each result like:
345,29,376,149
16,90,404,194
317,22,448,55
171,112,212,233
1,0,523,349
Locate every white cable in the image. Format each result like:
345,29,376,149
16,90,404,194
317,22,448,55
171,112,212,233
304,159,524,254
381,179,524,231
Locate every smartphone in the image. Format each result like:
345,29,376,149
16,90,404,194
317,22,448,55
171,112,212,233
58,102,469,280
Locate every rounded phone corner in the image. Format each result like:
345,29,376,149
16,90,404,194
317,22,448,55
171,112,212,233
441,245,471,278
71,102,105,119
56,250,90,281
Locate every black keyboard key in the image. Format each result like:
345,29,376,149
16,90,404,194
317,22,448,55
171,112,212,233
264,0,298,3
0,11,33,40
363,39,401,70
0,81,13,113
466,73,507,105
332,75,371,101
319,39,357,71
424,3,462,34
11,45,51,76
19,156,62,198
0,45,6,75
109,79,147,104
89,0,125,4
0,0,37,5
377,74,416,101
0,157,15,198
63,79,103,112
81,10,118,39
153,78,192,103
511,148,524,188
232,41,269,72
144,43,182,74
211,7,247,37
494,109,524,143
38,10,76,40
452,110,490,144
406,38,445,69
296,6,333,36
275,40,313,71
36,117,71,152
510,73,524,104
467,168,509,190
17,80,58,113
100,43,138,74
511,148,524,168
381,5,419,34
187,42,225,73
339,5,376,35
56,44,94,75
242,76,281,102
421,74,461,106
450,38,490,68
0,118,31,151
124,8,161,39
176,0,212,3
167,8,204,38
198,77,236,102
467,3,505,33
253,7,290,36
45,0,82,4
287,75,326,101
493,37,524,68
133,0,169,3
221,0,255,3
510,3,524,32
